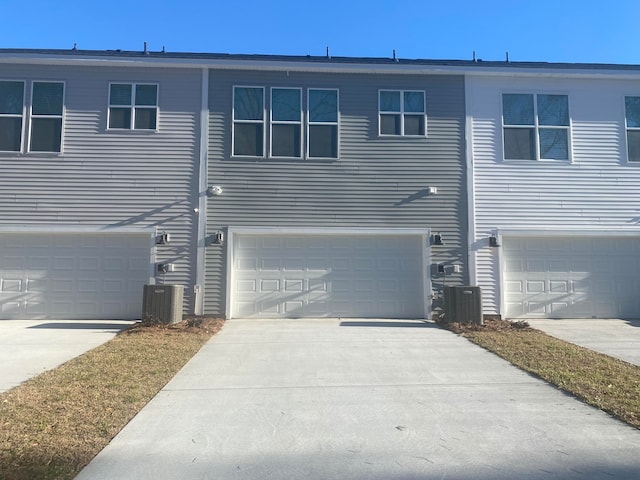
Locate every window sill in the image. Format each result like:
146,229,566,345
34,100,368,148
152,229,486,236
105,128,159,134
2,151,65,157
378,134,427,138
501,158,573,164
228,155,339,162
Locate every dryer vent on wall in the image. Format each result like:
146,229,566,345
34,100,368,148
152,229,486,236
142,284,184,324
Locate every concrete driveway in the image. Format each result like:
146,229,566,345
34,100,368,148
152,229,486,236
76,318,640,480
0,319,133,393
528,318,640,366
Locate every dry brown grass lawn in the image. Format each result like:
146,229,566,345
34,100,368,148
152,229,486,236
0,317,223,480
443,319,640,429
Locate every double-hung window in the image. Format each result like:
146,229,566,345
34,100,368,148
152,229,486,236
308,89,338,158
233,86,338,159
233,86,265,157
108,83,158,130
379,90,426,136
30,82,64,152
0,81,25,152
625,97,640,162
502,93,570,161
271,88,302,158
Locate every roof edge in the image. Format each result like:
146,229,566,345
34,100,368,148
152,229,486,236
2,48,640,77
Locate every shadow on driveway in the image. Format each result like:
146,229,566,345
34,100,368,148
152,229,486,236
28,322,133,331
339,320,437,328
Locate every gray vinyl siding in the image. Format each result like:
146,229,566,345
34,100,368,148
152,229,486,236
205,69,467,316
0,64,202,313
468,74,640,315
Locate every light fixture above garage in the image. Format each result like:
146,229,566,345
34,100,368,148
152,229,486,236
489,234,500,248
155,231,170,245
212,231,224,245
208,185,223,196
431,233,444,245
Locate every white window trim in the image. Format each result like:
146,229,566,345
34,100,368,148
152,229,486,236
232,85,265,158
624,95,640,164
270,87,302,159
501,92,572,162
307,88,339,160
0,79,26,153
107,82,159,132
378,89,427,137
27,80,65,154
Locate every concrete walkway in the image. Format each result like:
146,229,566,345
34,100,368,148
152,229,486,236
76,318,640,480
0,319,133,393
528,318,640,366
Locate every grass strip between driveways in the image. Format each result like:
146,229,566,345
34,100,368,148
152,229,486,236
0,317,224,480
443,320,640,430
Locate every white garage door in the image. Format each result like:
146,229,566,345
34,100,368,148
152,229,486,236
231,232,427,318
503,236,640,318
0,232,152,320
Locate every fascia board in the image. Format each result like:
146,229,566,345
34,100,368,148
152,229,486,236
4,52,640,79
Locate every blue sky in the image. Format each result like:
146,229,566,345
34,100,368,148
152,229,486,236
1,0,638,64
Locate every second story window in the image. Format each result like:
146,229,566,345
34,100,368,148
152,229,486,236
30,82,64,152
271,88,302,158
108,83,158,130
379,90,426,136
233,86,264,157
625,97,640,162
0,81,24,152
502,93,570,161
308,89,338,159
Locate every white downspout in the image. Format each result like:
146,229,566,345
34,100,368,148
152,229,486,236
464,77,477,287
194,68,209,314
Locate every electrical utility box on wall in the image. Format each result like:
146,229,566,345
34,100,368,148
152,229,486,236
142,284,184,324
444,286,483,324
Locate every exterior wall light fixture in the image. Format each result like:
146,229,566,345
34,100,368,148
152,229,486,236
212,231,225,245
155,231,170,245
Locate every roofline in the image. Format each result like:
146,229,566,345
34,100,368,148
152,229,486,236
3,48,640,78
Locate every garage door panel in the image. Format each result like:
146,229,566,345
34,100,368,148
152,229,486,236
331,259,350,271
505,280,523,293
232,233,425,318
550,301,570,314
4,257,26,269
549,280,569,293
528,302,548,314
284,279,304,292
309,278,327,291
284,258,305,271
260,279,280,292
526,280,546,293
505,258,524,273
77,302,98,315
0,232,151,320
332,279,351,293
504,236,640,319
26,278,45,291
52,279,74,293
25,301,46,315
1,279,22,292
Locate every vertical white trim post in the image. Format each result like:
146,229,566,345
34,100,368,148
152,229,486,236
194,68,209,315
465,78,477,286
